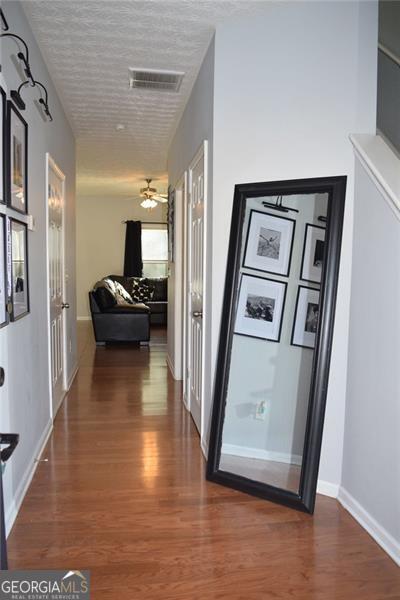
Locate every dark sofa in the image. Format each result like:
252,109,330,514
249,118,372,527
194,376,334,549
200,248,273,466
89,275,167,344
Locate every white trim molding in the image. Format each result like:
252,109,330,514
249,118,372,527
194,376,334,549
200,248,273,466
166,354,178,380
350,134,400,222
77,316,91,321
338,487,400,567
5,419,53,537
221,443,302,466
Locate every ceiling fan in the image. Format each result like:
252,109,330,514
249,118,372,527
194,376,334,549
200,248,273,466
138,179,168,209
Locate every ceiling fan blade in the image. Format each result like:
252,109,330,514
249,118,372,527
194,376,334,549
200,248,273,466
153,194,168,203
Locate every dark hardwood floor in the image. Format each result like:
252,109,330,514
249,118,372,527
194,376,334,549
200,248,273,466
6,323,400,599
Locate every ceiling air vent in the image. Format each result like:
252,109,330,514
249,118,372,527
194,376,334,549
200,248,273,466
128,68,184,93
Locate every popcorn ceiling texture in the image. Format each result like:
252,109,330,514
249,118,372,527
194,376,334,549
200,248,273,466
21,0,256,199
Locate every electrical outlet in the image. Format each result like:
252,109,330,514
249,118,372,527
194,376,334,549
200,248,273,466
255,400,267,421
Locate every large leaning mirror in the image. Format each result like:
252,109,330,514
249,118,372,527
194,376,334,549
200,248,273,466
206,176,347,513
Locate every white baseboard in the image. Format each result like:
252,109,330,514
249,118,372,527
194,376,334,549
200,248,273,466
166,354,183,381
77,316,91,321
221,443,302,466
316,479,339,498
338,487,400,566
166,354,177,379
201,437,208,460
5,418,53,537
182,391,189,411
67,362,79,390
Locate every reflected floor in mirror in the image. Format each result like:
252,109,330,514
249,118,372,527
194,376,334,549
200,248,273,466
220,453,301,492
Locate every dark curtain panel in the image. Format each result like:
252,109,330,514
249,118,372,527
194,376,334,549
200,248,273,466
123,220,143,277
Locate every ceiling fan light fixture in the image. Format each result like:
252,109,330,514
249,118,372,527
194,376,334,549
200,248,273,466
140,198,158,210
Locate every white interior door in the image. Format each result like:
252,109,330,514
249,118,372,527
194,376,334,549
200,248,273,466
187,142,207,434
47,155,66,417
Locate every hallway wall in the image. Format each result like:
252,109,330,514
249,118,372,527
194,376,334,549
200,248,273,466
210,0,378,493
168,37,214,434
0,1,76,534
76,193,166,318
341,147,400,565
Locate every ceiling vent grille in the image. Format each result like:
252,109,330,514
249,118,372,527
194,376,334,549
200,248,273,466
129,68,184,93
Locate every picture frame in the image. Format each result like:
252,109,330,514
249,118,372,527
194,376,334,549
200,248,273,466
7,101,28,214
234,274,287,342
291,285,320,349
10,218,29,321
243,210,295,277
0,215,7,327
167,186,175,263
300,223,325,284
0,87,6,205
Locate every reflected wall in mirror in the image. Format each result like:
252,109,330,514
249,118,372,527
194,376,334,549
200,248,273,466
206,176,346,513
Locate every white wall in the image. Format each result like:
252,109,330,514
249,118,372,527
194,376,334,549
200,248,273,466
0,1,76,534
341,153,400,564
76,194,166,318
168,38,214,422
210,1,378,492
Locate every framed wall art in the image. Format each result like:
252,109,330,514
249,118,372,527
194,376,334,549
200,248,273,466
300,224,325,284
10,218,29,321
7,101,28,214
243,210,295,277
167,186,175,263
234,274,287,342
291,285,320,349
0,86,6,205
0,215,7,327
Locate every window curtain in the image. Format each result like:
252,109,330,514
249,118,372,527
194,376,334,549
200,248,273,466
123,220,143,277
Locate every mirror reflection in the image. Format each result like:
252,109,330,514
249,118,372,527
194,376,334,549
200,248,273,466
219,192,328,494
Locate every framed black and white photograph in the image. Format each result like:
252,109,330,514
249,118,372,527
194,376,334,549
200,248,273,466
243,210,295,277
0,215,7,327
7,101,28,214
10,218,29,321
0,86,6,205
291,285,320,349
234,274,287,342
300,224,325,284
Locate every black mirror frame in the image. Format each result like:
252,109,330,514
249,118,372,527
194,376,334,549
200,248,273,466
206,175,347,514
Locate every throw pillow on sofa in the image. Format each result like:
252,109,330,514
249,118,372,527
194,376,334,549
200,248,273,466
104,278,134,306
144,277,167,302
131,279,154,303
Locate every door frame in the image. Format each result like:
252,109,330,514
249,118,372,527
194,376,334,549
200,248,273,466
45,153,67,420
183,140,208,448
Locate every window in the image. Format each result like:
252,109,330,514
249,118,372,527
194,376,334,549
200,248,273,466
142,226,168,278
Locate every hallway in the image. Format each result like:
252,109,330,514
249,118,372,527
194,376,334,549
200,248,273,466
6,324,400,599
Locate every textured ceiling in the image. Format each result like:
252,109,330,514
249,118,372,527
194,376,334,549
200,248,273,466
21,0,258,199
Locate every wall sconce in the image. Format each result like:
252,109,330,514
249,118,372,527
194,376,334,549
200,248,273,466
0,8,9,31
1,32,35,86
11,79,53,121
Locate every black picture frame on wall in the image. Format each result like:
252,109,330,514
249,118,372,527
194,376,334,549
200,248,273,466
0,215,7,327
291,285,320,349
234,273,287,342
6,101,28,214
0,86,6,205
206,175,347,514
300,223,326,284
10,218,29,321
167,186,175,263
242,209,295,277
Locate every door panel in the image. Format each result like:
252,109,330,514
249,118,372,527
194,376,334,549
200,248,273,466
187,144,206,433
47,155,66,417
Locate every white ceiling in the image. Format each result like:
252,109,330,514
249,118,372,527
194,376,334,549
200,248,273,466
21,0,258,199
